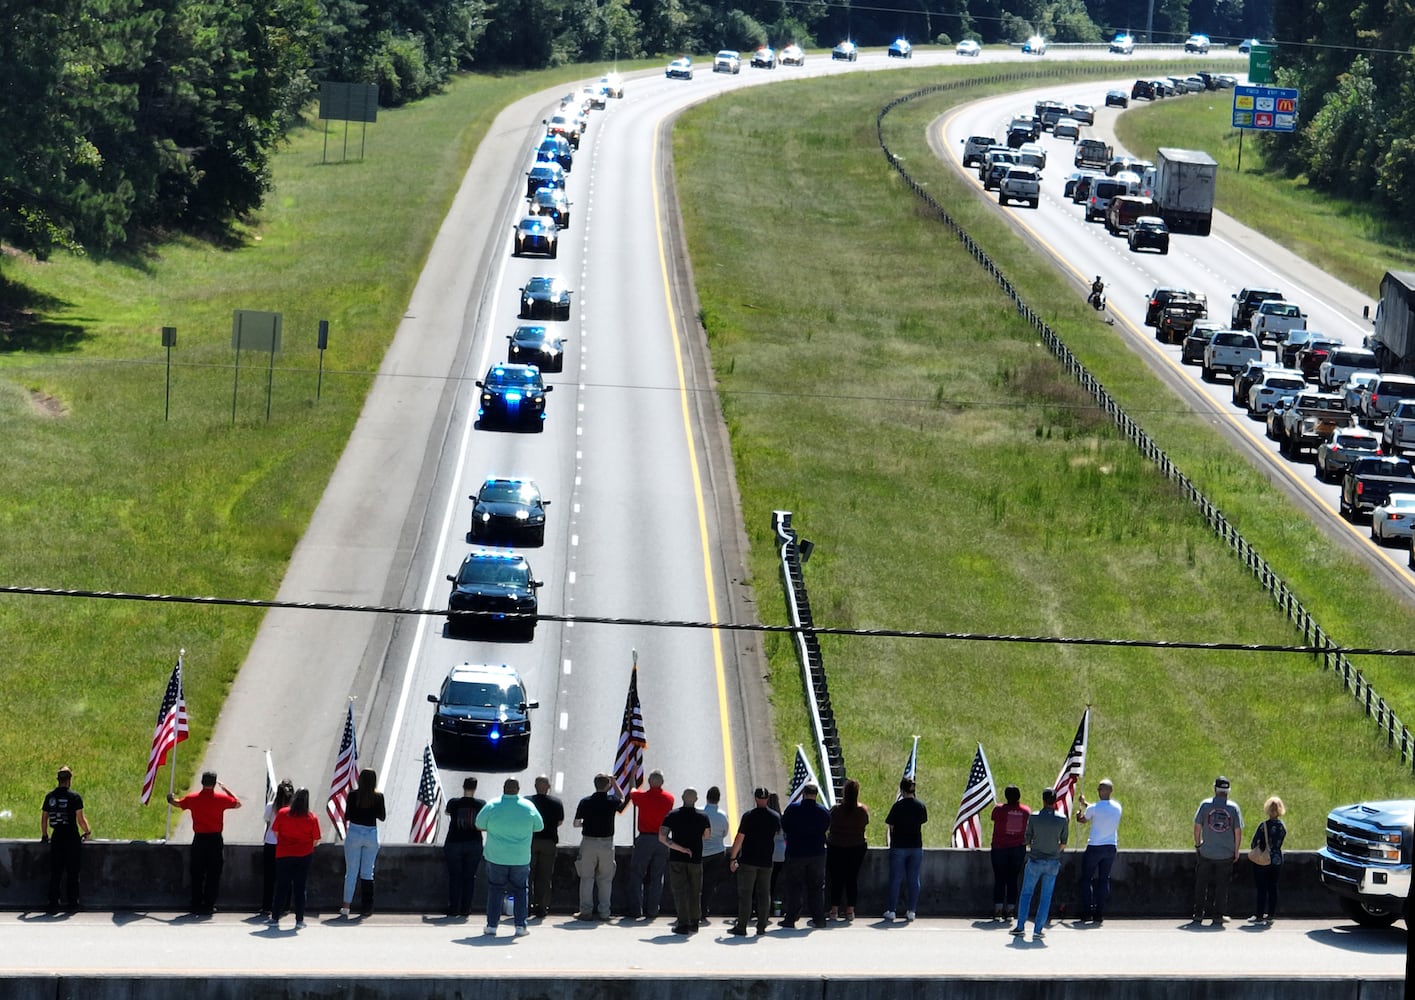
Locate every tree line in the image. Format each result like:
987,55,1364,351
5,0,1407,261
1263,0,1415,232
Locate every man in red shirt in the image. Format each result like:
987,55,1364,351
169,771,242,914
627,769,674,920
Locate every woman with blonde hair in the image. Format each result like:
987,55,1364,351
1250,796,1287,924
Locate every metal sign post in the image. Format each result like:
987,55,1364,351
231,310,283,424
318,82,379,164
316,320,329,402
161,326,176,421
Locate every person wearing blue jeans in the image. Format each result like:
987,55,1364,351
1074,779,1122,924
882,777,928,921
1011,787,1069,941
339,769,385,918
476,777,544,937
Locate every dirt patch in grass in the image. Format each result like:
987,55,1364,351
27,387,67,417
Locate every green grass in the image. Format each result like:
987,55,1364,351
1114,96,1415,292
675,65,1415,847
0,62,642,840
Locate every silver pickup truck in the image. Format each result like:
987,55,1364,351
1250,300,1307,346
1381,399,1415,454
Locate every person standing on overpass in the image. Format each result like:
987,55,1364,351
477,778,544,937
1192,776,1243,927
168,770,242,915
627,769,674,921
1074,778,1121,924
528,775,564,919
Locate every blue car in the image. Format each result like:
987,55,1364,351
476,363,553,431
512,216,558,259
525,162,565,200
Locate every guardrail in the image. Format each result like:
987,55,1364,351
873,73,1415,771
772,509,842,805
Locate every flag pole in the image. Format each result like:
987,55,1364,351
630,648,639,829
163,647,185,842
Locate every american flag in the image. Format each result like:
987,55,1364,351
612,661,647,798
264,749,277,806
141,653,189,805
897,735,919,800
326,703,360,838
951,743,997,849
1052,707,1090,819
786,745,819,807
410,743,443,844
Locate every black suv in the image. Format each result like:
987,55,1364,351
445,550,543,639
1131,79,1155,101
476,363,553,430
428,662,538,768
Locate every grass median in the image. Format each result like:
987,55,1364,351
0,63,628,840
674,65,1415,846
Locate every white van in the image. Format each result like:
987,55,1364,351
1085,174,1138,222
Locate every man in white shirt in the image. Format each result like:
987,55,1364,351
699,786,731,922
1074,778,1122,924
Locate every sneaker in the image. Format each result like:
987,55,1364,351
905,911,916,922
809,919,829,929
515,925,530,937
339,906,350,918
266,916,279,926
1008,926,1025,936
729,924,748,936
882,910,896,921
294,920,305,930
756,923,769,934
483,925,497,936
1211,916,1226,927
1033,928,1045,939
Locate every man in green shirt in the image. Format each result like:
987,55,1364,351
476,778,544,937
1009,787,1068,941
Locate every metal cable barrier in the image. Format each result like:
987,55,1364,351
869,73,1415,769
772,509,842,804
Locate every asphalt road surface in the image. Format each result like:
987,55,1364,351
198,48,1248,847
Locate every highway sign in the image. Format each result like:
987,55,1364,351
1232,85,1299,133
1248,44,1276,84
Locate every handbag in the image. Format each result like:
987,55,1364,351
1249,823,1271,866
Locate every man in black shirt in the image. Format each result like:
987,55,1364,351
728,787,781,936
883,777,929,921
443,777,485,917
780,783,831,928
659,787,711,933
528,775,564,919
573,773,623,920
41,766,91,912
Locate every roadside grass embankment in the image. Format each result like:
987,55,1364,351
0,63,636,840
1114,94,1415,293
674,64,1415,847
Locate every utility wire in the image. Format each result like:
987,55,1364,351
1,583,1409,657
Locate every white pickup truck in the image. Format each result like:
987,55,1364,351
1201,331,1262,382
1250,300,1307,346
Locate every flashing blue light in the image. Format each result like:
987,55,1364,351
489,727,501,742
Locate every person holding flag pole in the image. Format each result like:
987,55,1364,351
140,650,190,842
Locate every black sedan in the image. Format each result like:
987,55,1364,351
1128,216,1170,255
444,551,542,640
512,216,558,258
1105,90,1128,108
535,134,573,172
525,162,565,200
519,276,572,320
469,477,550,546
507,324,566,372
529,185,571,228
476,363,553,430
428,662,538,769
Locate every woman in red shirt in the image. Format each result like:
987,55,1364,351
269,787,321,929
989,785,1030,920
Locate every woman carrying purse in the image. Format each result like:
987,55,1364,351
1250,796,1286,924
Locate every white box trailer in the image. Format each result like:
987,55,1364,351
1153,147,1217,236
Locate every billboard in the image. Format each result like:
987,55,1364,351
1232,85,1299,133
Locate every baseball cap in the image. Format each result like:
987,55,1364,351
753,787,770,800
1214,776,1231,790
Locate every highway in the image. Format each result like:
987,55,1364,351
199,47,1244,846
936,81,1415,598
